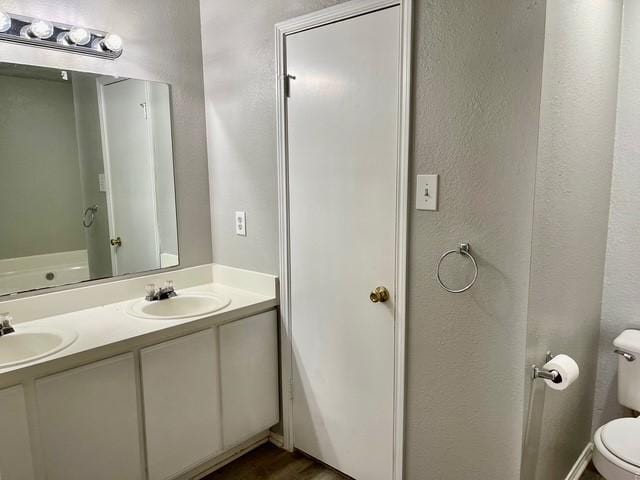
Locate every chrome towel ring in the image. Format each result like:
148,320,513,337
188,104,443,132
82,205,99,228
436,243,478,294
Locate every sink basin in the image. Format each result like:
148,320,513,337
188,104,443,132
127,293,231,320
0,326,78,368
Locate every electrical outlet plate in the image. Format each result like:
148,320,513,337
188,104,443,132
416,174,439,211
235,211,246,236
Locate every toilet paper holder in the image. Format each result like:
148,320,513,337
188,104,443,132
531,351,562,383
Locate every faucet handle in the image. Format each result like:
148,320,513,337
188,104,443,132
145,283,157,297
0,313,15,334
164,280,174,290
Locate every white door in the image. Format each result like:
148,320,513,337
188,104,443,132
286,6,400,480
98,79,160,275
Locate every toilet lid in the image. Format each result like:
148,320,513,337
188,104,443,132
601,418,640,468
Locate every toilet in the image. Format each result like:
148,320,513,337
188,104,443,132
593,330,640,479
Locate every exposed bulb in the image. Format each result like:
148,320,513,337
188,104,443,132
29,20,54,39
0,11,11,33
68,26,91,45
102,33,123,53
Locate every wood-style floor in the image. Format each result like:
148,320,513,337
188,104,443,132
205,444,604,480
580,462,604,480
203,443,349,480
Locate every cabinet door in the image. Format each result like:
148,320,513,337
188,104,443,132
220,310,279,447
141,329,222,480
0,385,35,480
36,354,143,480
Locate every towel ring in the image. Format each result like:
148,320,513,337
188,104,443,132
82,205,98,228
436,243,478,294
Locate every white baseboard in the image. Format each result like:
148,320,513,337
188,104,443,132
565,443,594,480
269,431,285,448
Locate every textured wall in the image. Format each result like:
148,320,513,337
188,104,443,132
405,2,545,478
0,74,85,259
521,2,622,479
199,0,346,275
201,0,548,478
593,0,640,429
0,0,212,275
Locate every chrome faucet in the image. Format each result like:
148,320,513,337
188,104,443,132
145,280,177,302
0,313,15,336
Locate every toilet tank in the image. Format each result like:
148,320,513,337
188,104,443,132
614,329,640,411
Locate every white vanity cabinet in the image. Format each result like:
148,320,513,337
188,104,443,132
0,385,35,480
0,308,279,480
35,353,143,480
141,329,223,480
219,310,279,447
140,311,279,479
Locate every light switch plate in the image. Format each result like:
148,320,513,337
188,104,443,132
98,173,107,193
235,211,247,236
416,174,439,211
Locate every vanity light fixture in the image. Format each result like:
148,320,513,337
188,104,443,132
92,33,123,54
0,11,123,59
0,10,11,33
58,26,92,46
21,19,54,39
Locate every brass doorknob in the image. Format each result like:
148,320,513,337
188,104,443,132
110,236,122,247
370,286,390,303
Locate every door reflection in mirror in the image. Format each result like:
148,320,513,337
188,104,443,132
0,63,179,296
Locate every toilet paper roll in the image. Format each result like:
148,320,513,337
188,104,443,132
543,354,580,391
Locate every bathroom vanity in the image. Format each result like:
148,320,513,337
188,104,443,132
0,265,279,480
0,55,280,480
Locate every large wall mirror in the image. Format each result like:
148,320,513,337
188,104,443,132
0,62,179,296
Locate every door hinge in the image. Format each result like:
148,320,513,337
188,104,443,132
284,74,296,98
288,378,294,400
139,102,148,119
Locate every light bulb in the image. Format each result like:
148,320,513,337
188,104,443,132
67,26,91,45
0,11,11,33
29,20,54,39
102,33,123,53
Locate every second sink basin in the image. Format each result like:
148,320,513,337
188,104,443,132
127,293,231,320
0,326,78,368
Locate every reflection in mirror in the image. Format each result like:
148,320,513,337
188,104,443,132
0,63,179,296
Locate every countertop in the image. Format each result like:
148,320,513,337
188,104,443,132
0,281,278,380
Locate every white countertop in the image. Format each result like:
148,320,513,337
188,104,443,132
0,281,278,378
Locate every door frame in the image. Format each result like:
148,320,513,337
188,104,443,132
96,77,161,275
275,1,412,478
